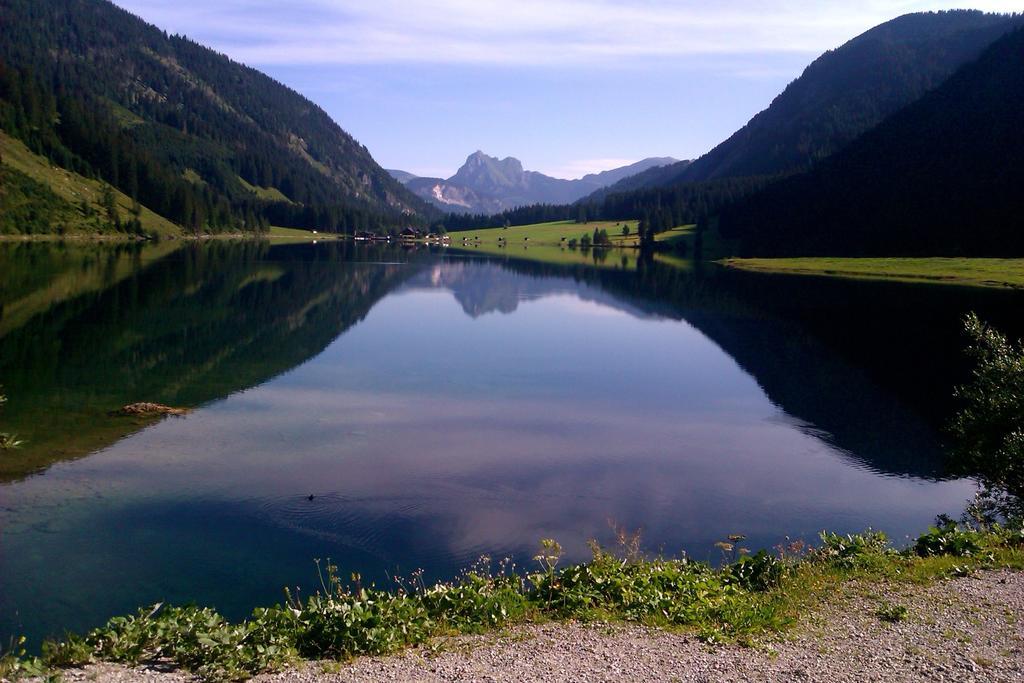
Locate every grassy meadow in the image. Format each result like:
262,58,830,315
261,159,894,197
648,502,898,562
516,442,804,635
267,226,339,243
722,257,1024,289
449,220,638,245
446,221,702,270
0,132,182,238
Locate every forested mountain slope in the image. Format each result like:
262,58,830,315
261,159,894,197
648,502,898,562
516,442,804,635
718,27,1024,257
585,10,1023,201
0,0,430,234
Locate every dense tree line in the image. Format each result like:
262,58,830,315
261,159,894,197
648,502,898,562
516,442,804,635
0,0,431,234
596,175,773,234
436,204,573,232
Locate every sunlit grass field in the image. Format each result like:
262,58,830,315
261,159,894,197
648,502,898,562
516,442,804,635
446,221,703,269
722,257,1024,289
0,131,182,238
449,220,639,246
268,226,338,242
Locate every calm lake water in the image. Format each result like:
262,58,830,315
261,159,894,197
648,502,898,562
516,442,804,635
1,240,1021,646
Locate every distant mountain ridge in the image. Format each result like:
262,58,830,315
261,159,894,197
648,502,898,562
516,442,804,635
390,152,678,213
584,10,1024,202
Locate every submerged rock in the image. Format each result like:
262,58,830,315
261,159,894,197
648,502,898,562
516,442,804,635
115,402,190,417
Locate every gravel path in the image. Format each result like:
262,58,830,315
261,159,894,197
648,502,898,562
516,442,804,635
55,570,1023,682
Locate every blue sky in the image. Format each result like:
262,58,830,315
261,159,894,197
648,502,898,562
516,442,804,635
112,1,1020,179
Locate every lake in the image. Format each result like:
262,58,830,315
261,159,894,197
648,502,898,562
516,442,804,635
1,240,1020,647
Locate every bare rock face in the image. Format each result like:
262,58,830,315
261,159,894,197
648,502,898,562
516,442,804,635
390,153,678,214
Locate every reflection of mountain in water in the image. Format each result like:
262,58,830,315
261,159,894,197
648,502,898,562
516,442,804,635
406,261,665,320
0,241,420,481
5,242,1020,485
458,254,1024,481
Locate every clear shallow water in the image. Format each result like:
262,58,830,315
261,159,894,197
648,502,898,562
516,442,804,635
0,241,1018,646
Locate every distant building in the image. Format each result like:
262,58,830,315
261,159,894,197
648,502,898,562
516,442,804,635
400,227,421,239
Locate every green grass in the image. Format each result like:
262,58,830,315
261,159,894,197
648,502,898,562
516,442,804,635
237,176,293,203
0,131,182,238
451,220,639,246
4,524,1021,681
447,220,690,270
450,241,645,270
721,257,1024,290
267,226,337,243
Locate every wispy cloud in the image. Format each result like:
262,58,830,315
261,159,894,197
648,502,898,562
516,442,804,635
113,0,1024,67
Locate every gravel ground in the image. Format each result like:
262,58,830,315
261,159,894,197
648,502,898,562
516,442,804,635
53,570,1023,682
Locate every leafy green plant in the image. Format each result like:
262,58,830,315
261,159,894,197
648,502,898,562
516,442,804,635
0,636,46,680
526,541,775,639
817,530,891,569
914,522,983,558
875,601,908,623
726,551,786,592
949,313,1024,522
418,558,529,631
0,386,24,450
0,433,26,450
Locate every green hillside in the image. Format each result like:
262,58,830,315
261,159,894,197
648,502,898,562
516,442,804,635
581,10,1024,233
718,27,1024,257
0,0,433,236
1,132,181,237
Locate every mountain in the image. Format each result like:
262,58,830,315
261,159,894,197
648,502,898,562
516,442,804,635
387,169,419,184
718,26,1024,257
396,152,678,213
586,10,1024,201
0,0,431,235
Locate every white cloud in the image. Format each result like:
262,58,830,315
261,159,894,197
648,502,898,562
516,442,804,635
113,0,1024,67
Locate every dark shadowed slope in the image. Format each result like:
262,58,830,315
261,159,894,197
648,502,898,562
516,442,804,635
586,10,1023,201
719,26,1024,257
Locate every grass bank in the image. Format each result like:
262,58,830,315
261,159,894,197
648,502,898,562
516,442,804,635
3,523,1021,681
721,257,1024,289
450,220,639,247
267,226,339,244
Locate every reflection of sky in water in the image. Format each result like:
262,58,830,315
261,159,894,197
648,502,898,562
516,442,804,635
0,265,975,646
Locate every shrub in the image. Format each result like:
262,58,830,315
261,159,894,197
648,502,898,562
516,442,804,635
726,551,786,592
949,314,1024,521
914,522,983,558
875,601,908,623
817,530,890,569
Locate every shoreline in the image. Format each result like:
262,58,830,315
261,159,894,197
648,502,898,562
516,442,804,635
7,525,1023,681
60,569,1021,682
